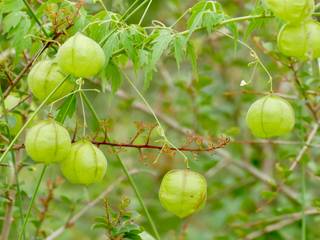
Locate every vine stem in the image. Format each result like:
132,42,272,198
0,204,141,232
0,75,70,163
138,0,153,25
22,0,50,38
81,93,161,240
77,79,87,137
301,162,306,240
18,165,47,240
0,86,25,240
220,31,273,92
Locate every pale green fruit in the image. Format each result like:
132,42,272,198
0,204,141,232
7,113,23,136
0,95,20,114
278,20,320,60
56,32,105,78
25,120,72,164
27,60,75,103
265,0,314,23
4,95,20,110
60,140,107,185
246,95,295,138
159,169,207,218
0,95,23,136
139,232,156,240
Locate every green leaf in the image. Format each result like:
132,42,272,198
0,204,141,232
173,34,187,69
104,61,123,94
244,4,266,40
187,0,207,28
138,49,150,67
69,8,87,35
1,0,24,13
87,11,119,42
2,11,24,34
143,29,172,90
120,29,138,67
91,222,109,230
187,0,208,38
144,68,154,90
55,93,77,123
202,12,225,33
227,22,239,52
8,15,31,62
186,42,198,81
150,30,172,67
81,93,100,131
103,32,119,65
187,1,226,37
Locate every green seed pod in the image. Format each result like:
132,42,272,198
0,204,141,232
25,120,72,164
3,95,20,110
7,113,23,136
159,169,207,218
265,0,314,23
0,95,23,136
246,95,295,138
27,60,75,103
278,20,320,60
60,140,107,185
56,32,105,78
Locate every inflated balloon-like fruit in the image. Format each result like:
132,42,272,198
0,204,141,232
159,169,207,218
60,140,107,185
25,119,72,164
56,32,105,78
265,0,314,23
3,95,20,110
7,113,23,135
278,20,320,60
0,95,23,136
27,60,75,103
246,95,295,138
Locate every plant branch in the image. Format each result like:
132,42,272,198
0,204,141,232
0,137,230,154
289,122,319,171
93,137,230,152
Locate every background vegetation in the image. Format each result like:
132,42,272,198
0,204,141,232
1,0,320,239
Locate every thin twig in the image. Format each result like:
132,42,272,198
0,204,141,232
289,122,319,171
1,137,230,154
93,137,230,152
244,208,320,240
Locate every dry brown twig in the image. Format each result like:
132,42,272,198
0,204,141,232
0,136,230,154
